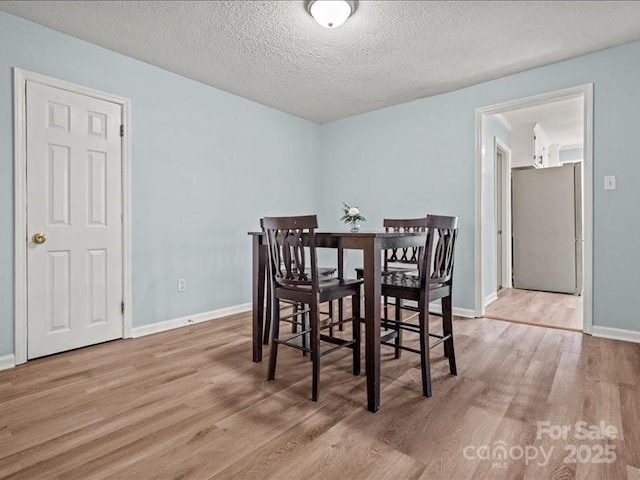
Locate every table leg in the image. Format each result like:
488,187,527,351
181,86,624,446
338,245,344,331
363,239,382,412
252,236,266,362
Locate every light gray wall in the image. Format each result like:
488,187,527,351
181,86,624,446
2,11,640,358
482,116,510,299
318,40,640,332
0,12,319,355
318,93,478,312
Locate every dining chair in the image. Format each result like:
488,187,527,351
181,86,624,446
260,219,338,345
379,214,459,397
262,215,362,401
355,217,428,352
263,267,337,344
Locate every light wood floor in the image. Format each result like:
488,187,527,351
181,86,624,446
1,309,639,480
485,288,583,331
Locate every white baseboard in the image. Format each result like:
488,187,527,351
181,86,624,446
389,298,476,319
0,354,16,371
131,303,252,338
485,292,498,307
429,303,477,319
591,326,640,344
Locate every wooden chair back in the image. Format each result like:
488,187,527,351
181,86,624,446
262,215,319,291
420,215,459,287
383,217,429,269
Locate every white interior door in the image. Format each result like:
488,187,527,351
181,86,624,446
26,81,123,359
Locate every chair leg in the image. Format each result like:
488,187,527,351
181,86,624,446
383,296,389,331
442,295,457,375
338,298,344,331
267,296,280,382
419,300,433,397
263,280,272,345
328,300,334,336
310,300,320,401
394,297,402,359
441,299,448,358
291,303,298,333
352,292,361,376
302,307,308,357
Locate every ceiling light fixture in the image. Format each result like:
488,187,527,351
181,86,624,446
306,0,357,29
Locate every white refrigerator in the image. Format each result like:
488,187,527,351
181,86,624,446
511,163,583,295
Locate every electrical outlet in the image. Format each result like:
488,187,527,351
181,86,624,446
604,175,616,191
177,278,186,292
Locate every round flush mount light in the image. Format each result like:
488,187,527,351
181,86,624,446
306,0,357,28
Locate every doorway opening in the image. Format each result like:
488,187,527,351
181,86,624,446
494,138,511,293
475,85,593,333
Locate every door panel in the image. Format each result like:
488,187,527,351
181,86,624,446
26,81,123,359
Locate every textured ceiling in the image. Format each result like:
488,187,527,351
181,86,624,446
501,97,584,147
2,1,640,123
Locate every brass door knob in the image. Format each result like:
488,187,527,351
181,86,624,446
32,233,47,244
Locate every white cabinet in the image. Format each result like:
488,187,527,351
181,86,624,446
547,143,562,168
533,124,548,168
511,123,551,169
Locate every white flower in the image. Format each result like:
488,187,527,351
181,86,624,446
348,207,360,217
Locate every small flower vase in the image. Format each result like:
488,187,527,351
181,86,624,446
348,221,361,233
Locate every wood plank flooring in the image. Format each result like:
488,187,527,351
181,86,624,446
485,288,583,331
1,307,638,479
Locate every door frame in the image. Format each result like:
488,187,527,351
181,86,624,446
494,137,512,290
474,84,593,334
13,68,133,364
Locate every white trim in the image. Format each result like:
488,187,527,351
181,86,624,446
484,292,498,307
591,326,640,344
391,298,477,319
582,84,594,334
559,159,583,165
0,354,16,371
560,143,583,151
494,113,512,131
494,137,512,290
475,108,484,318
13,68,133,364
13,70,27,365
131,303,252,338
429,303,476,319
475,84,594,333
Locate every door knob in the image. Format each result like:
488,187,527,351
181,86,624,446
32,233,47,244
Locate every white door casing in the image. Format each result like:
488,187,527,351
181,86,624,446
475,84,593,334
14,68,132,364
494,138,512,291
496,149,503,290
26,81,123,359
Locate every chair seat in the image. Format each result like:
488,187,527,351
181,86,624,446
355,266,417,277
380,272,449,302
381,272,444,289
278,277,362,293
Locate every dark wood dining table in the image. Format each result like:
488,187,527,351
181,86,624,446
248,230,427,413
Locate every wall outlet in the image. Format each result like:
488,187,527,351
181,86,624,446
604,175,616,190
177,278,186,292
